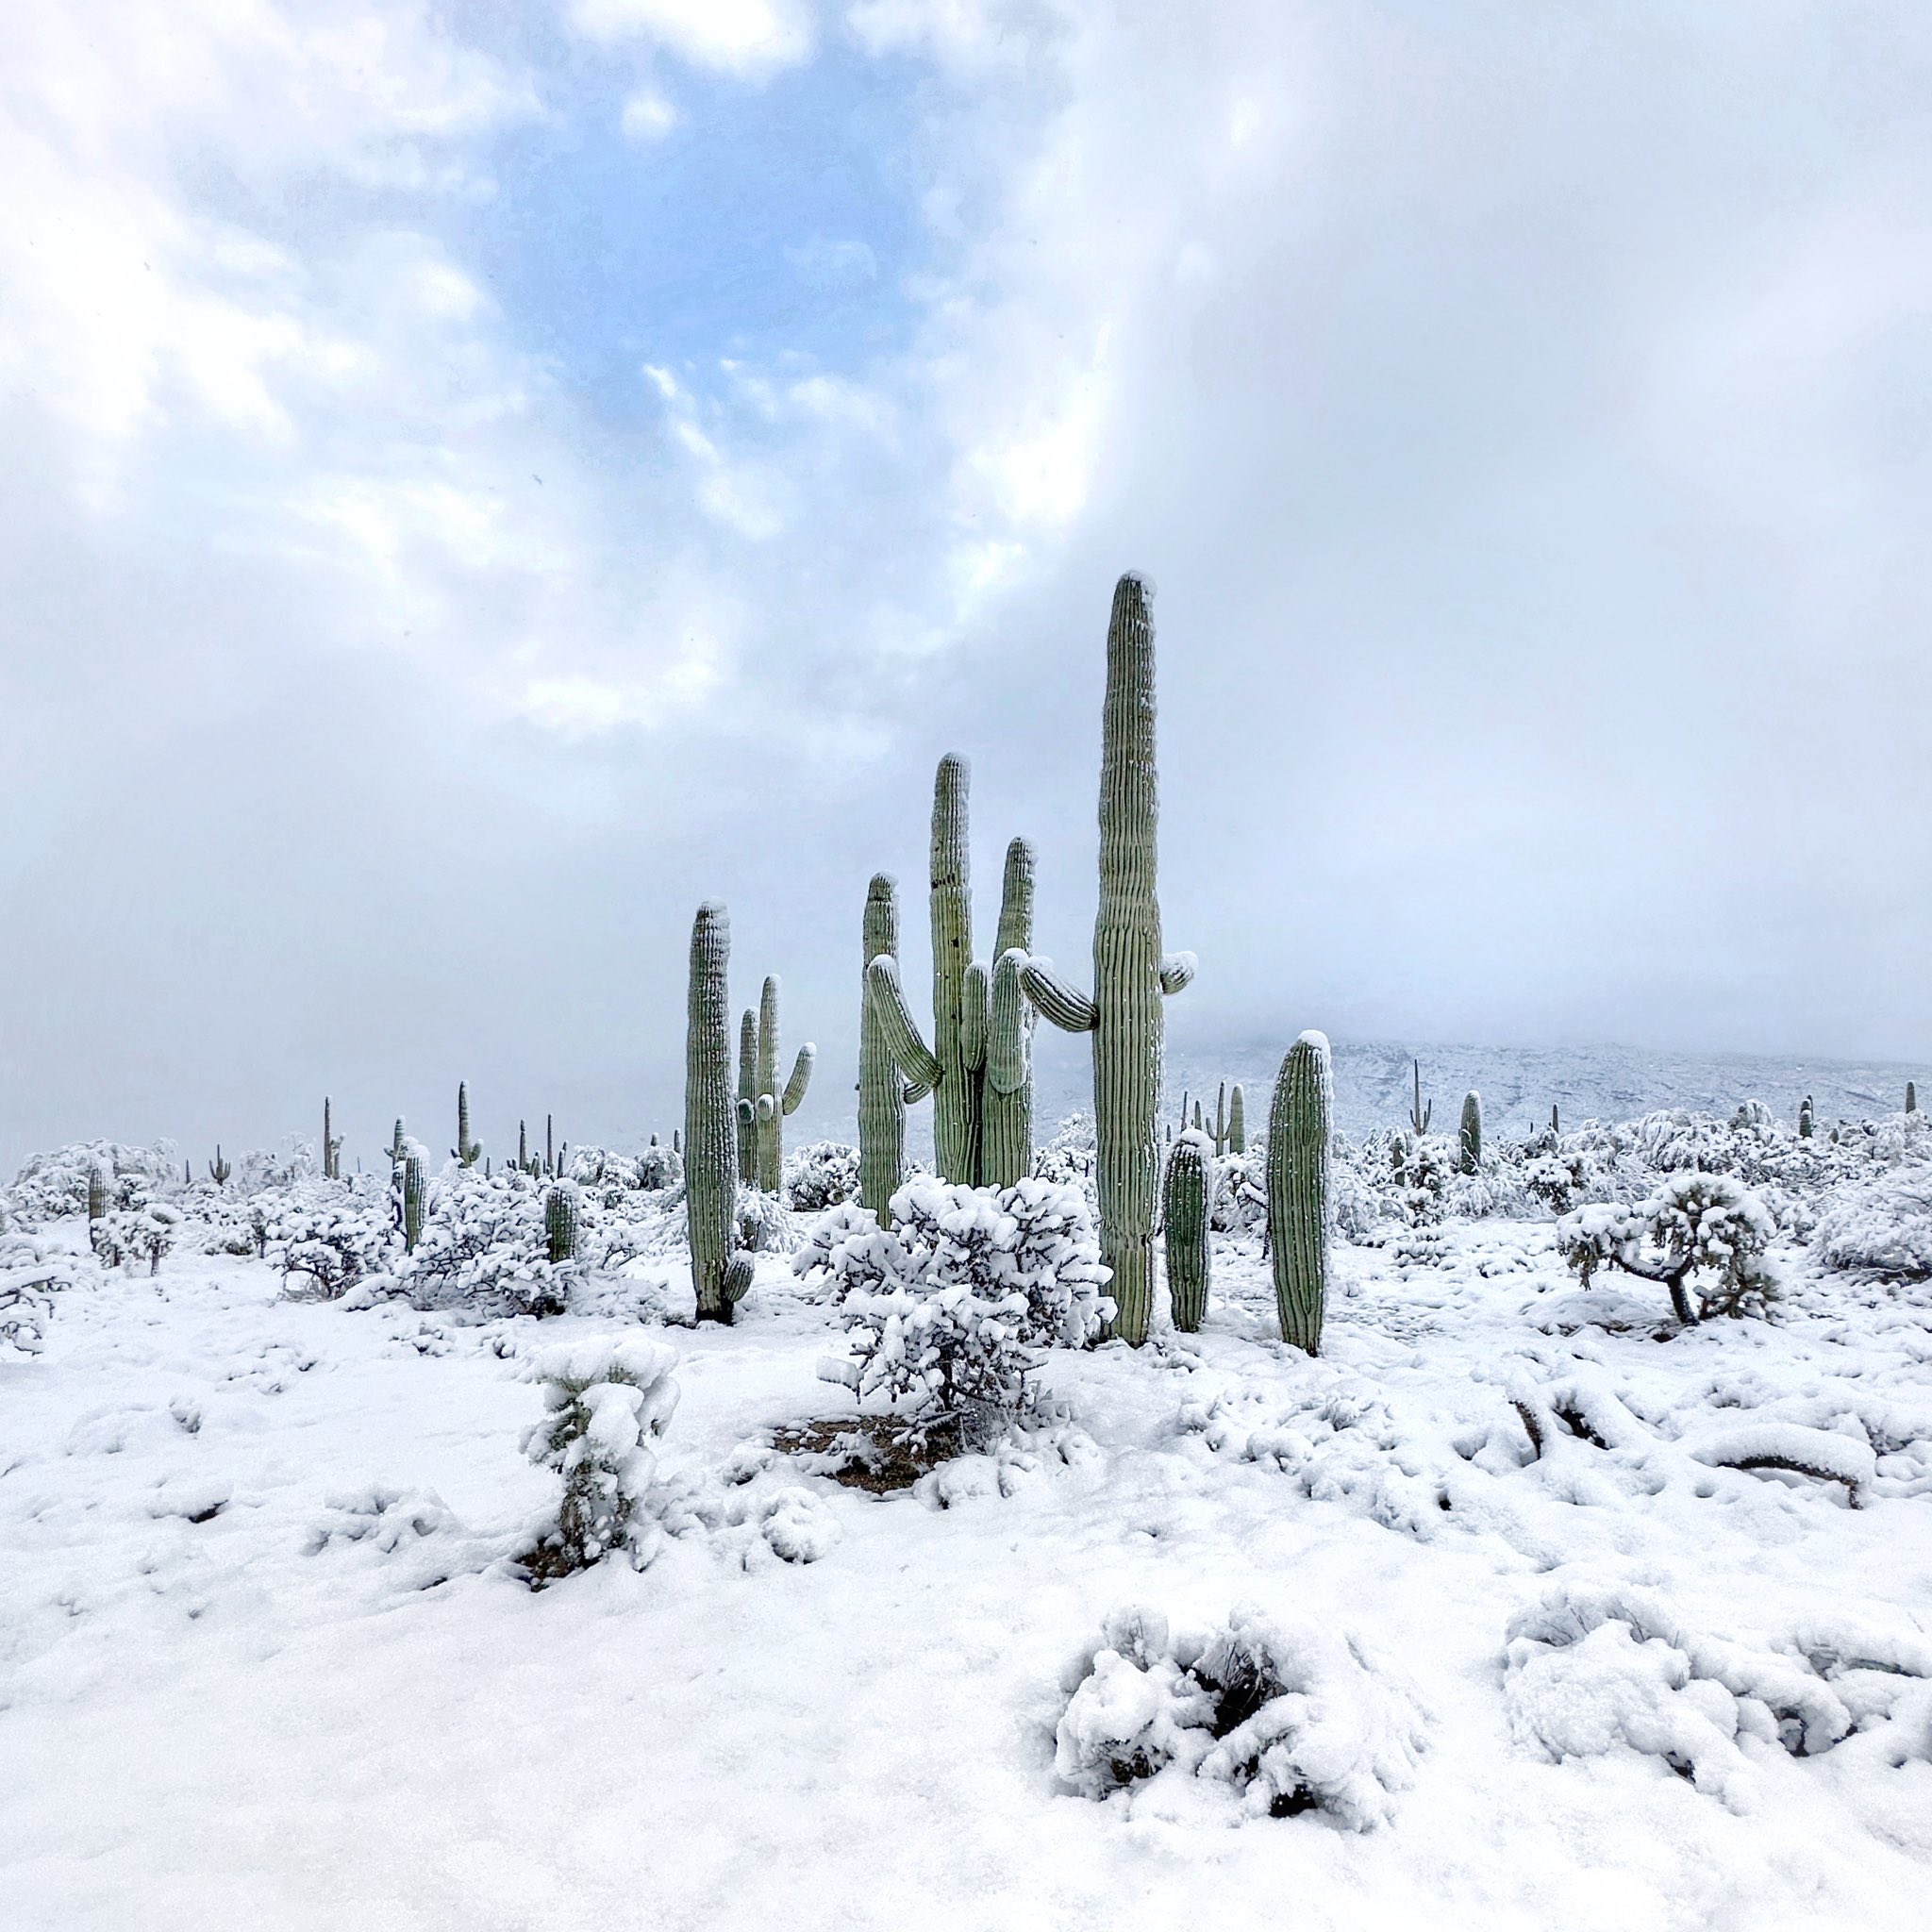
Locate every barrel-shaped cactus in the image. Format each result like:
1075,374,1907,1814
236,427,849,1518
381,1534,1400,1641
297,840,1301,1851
544,1185,579,1265
1163,1130,1211,1332
1021,575,1193,1344
858,874,907,1220
403,1153,426,1253
1268,1031,1332,1356
686,903,756,1323
455,1082,481,1168
1458,1091,1482,1174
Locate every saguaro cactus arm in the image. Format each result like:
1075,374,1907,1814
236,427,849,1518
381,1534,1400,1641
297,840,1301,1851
1020,958,1099,1033
1158,952,1196,996
867,955,944,1088
960,963,989,1073
987,950,1031,1094
780,1044,815,1115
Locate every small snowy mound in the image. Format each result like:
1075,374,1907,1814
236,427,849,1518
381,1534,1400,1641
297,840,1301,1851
520,1336,681,1583
1055,1605,1426,1829
755,1486,841,1564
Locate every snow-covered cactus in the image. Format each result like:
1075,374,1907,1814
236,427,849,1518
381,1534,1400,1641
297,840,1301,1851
403,1153,426,1253
389,1119,408,1168
544,1185,579,1265
87,1166,107,1223
1228,1083,1245,1155
1021,575,1193,1345
746,975,815,1194
1908,1081,1919,1114
858,873,907,1221
686,902,757,1324
208,1145,231,1188
322,1097,342,1181
1408,1060,1431,1136
1268,1031,1332,1356
1458,1091,1483,1174
1163,1130,1211,1332
736,1011,758,1185
1550,1104,1560,1138
983,838,1038,1188
1799,1095,1815,1139
454,1083,481,1168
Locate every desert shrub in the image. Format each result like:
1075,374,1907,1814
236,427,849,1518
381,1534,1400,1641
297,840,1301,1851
802,1177,1113,1429
0,1237,83,1357
520,1336,681,1581
785,1140,859,1213
1811,1164,1932,1280
1557,1172,1779,1324
1032,1113,1099,1204
398,1168,569,1316
632,1139,684,1192
6,1141,178,1225
1055,1604,1425,1828
90,1202,181,1274
261,1177,399,1297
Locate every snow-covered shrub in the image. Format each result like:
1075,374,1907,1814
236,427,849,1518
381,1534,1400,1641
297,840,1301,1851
229,1139,316,1194
1557,1173,1779,1324
1810,1164,1932,1280
0,1237,82,1357
90,1203,180,1274
1032,1113,1098,1203
803,1178,1113,1427
736,1184,800,1255
1055,1604,1425,1828
261,1177,399,1297
399,1169,569,1316
785,1140,859,1213
520,1336,680,1581
6,1140,178,1225
632,1138,683,1192
1210,1148,1268,1237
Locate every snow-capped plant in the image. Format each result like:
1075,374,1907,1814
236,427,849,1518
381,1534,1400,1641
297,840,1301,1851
784,1139,859,1213
90,1202,180,1274
632,1138,683,1192
1054,1604,1426,1828
521,1336,680,1582
1811,1163,1932,1280
0,1237,80,1357
261,1176,399,1297
802,1177,1113,1428
5,1140,177,1225
399,1168,569,1316
1557,1173,1780,1324
1031,1112,1098,1203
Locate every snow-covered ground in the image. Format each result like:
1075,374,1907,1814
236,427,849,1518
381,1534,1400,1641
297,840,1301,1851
5,1194,1930,1929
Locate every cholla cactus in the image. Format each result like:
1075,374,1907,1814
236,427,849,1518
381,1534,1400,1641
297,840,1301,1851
687,903,757,1324
1020,576,1193,1344
1162,1130,1211,1332
1458,1091,1483,1174
455,1083,481,1168
544,1185,579,1265
1268,1031,1332,1356
208,1145,232,1188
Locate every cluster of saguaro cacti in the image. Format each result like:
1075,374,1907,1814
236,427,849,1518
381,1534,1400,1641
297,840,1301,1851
1799,1094,1815,1139
687,903,757,1324
322,1098,342,1180
1268,1031,1332,1355
1178,1081,1244,1157
454,1083,482,1168
1458,1091,1483,1174
515,1116,563,1179
737,976,815,1193
867,760,1039,1191
1162,1129,1211,1333
208,1145,231,1188
544,1185,579,1265
1020,575,1193,1345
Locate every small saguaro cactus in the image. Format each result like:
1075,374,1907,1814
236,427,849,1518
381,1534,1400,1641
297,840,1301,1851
858,873,907,1220
1458,1091,1483,1174
455,1083,481,1168
1162,1129,1211,1333
544,1185,579,1265
389,1119,408,1167
322,1097,342,1180
88,1165,108,1221
1268,1031,1332,1356
736,1011,759,1185
738,975,815,1194
1227,1083,1245,1155
1020,575,1194,1345
184,1158,192,1186
686,903,757,1324
1908,1081,1918,1114
1550,1104,1561,1138
208,1145,231,1187
1798,1094,1815,1139
982,837,1038,1189
1409,1060,1431,1136
403,1153,426,1253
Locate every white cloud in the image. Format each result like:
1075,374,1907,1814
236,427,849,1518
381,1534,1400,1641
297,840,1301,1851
620,89,680,140
569,0,813,75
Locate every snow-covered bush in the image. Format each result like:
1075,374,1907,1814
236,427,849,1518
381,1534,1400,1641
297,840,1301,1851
520,1336,680,1581
6,1140,178,1225
1557,1173,1779,1324
632,1138,683,1192
399,1169,569,1316
1055,1604,1426,1828
0,1237,82,1357
1811,1164,1932,1280
261,1177,399,1297
90,1203,180,1274
1032,1113,1098,1204
736,1184,801,1256
802,1178,1113,1427
785,1140,859,1213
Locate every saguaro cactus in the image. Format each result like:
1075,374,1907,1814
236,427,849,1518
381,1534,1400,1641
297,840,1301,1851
1020,575,1193,1344
1409,1060,1431,1136
88,1166,108,1221
1163,1129,1211,1332
390,1119,408,1168
734,974,815,1194
1458,1091,1483,1174
982,837,1038,1188
686,903,756,1324
1269,1031,1332,1356
858,873,907,1219
403,1153,426,1253
1228,1083,1246,1155
1798,1094,1815,1139
1908,1081,1918,1114
322,1097,342,1181
544,1185,579,1265
455,1083,481,1168
208,1146,231,1188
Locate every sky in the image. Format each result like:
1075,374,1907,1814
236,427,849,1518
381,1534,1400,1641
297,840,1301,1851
2,0,1929,1173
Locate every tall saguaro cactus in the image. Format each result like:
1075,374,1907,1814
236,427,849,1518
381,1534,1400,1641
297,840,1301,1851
322,1098,342,1181
455,1083,481,1168
1269,1030,1332,1355
1163,1129,1211,1332
1021,575,1194,1344
735,974,814,1194
686,903,755,1324
736,1011,759,1184
1458,1091,1483,1174
1227,1083,1246,1155
858,874,907,1219
403,1153,426,1253
982,837,1037,1188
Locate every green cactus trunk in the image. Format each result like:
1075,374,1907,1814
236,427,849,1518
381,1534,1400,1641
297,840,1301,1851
323,1097,341,1180
1269,1031,1331,1356
982,838,1037,1188
1799,1095,1814,1139
1458,1091,1482,1174
1228,1084,1245,1155
544,1185,579,1265
404,1154,426,1253
88,1167,107,1221
928,755,981,1184
1907,1081,1917,1113
858,873,906,1222
736,1011,758,1184
687,903,753,1324
755,976,781,1191
208,1145,231,1187
456,1083,480,1168
1162,1131,1210,1332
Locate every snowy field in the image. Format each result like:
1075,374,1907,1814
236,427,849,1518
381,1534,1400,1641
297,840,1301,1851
4,1111,1932,1931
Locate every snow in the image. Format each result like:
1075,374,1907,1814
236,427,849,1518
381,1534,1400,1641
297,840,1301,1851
4,1135,1932,1927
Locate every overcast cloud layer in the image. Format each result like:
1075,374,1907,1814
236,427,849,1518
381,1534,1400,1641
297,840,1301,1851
3,0,1928,1171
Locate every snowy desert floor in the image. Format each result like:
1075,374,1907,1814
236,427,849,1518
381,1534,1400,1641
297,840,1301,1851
5,1230,1931,1932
